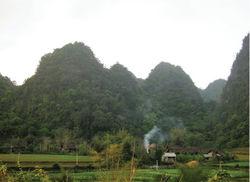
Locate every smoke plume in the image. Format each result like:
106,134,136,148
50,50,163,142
143,116,184,153
144,126,160,153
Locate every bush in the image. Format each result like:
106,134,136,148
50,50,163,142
4,165,49,182
52,163,61,170
78,141,92,155
216,170,231,181
176,154,203,163
234,164,239,168
176,154,188,163
221,152,235,161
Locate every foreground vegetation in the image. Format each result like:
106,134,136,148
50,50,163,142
1,162,249,181
0,147,249,181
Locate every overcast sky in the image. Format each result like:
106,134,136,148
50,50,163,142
0,0,249,88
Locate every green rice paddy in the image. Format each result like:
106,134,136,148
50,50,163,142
0,150,248,181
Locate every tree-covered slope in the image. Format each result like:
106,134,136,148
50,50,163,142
0,74,14,97
0,35,248,151
108,63,144,133
216,34,249,148
142,62,203,124
14,42,108,135
9,42,145,146
0,74,18,142
109,63,141,111
200,79,227,102
0,74,15,118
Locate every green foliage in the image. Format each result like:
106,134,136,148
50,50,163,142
215,34,249,148
51,169,74,182
94,130,134,169
221,152,235,162
142,62,203,122
0,34,248,151
170,128,186,146
52,163,61,170
213,170,231,182
179,166,209,182
185,132,205,147
78,141,92,156
7,165,49,182
176,154,204,163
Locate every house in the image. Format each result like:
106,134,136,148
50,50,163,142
166,145,213,154
161,152,176,162
203,153,213,160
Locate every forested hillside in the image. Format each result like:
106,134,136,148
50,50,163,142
215,34,249,148
0,74,14,97
142,62,205,129
0,43,149,151
0,35,248,152
199,79,227,102
0,74,17,142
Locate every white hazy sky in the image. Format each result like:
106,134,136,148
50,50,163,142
0,0,249,89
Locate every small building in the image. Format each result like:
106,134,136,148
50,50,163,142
161,152,176,162
203,153,213,160
166,145,214,155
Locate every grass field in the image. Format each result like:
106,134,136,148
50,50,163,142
1,153,249,181
48,169,181,182
48,168,249,182
0,154,95,168
219,161,249,167
229,148,249,162
0,154,94,162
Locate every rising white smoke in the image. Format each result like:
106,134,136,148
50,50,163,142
143,116,184,153
144,126,160,153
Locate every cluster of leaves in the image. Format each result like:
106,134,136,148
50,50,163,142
93,130,134,169
92,130,137,182
0,164,49,182
210,170,231,182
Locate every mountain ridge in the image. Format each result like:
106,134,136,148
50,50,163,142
0,35,248,150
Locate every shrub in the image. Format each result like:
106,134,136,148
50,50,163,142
78,141,91,155
176,154,188,163
221,152,235,161
4,164,49,182
234,164,240,168
52,163,61,170
176,154,203,163
215,170,231,181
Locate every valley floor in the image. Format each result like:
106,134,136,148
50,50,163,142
0,149,249,182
